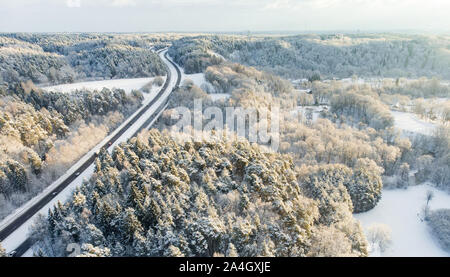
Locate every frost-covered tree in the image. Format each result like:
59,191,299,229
308,226,355,257
366,223,392,254
397,163,410,188
346,158,384,213
169,34,450,80
153,76,165,87
30,129,368,257
0,78,146,221
330,91,394,130
0,34,167,85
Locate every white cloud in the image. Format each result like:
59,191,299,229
262,0,356,12
67,0,138,8
110,0,136,7
262,0,450,11
66,0,81,8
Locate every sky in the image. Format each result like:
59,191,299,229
0,0,449,33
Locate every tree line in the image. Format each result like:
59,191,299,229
0,34,168,85
168,34,450,80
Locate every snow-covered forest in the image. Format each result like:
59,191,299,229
0,81,144,220
1,32,449,257
157,36,450,256
169,34,450,80
0,34,183,223
30,130,368,257
0,33,173,85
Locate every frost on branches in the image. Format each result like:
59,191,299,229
30,130,368,257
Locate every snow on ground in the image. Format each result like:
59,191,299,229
179,65,207,89
141,79,166,101
290,105,327,122
182,73,207,88
209,93,231,101
290,78,309,84
42,77,159,94
0,50,178,256
181,71,230,102
391,110,436,136
355,184,450,257
0,77,164,232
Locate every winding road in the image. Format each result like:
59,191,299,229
0,48,182,257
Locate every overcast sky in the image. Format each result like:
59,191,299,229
0,0,449,33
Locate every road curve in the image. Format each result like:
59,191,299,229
0,48,182,257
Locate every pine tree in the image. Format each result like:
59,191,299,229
29,129,368,257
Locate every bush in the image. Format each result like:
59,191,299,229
366,223,392,253
141,81,152,93
152,76,164,87
427,209,450,252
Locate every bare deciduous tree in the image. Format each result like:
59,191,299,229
366,223,392,254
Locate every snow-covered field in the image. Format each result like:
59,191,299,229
182,72,231,102
43,77,159,94
355,184,450,257
41,77,166,103
391,111,436,136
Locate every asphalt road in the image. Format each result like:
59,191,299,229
0,49,182,257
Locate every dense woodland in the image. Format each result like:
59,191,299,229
30,130,367,257
0,82,144,220
169,34,450,80
0,34,171,85
1,33,449,257
163,41,450,195
0,33,180,222
158,67,399,211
